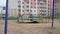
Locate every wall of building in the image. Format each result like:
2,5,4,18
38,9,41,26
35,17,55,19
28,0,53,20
8,0,19,17
8,0,52,18
54,0,60,17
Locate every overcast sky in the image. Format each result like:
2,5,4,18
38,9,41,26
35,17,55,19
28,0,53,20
0,0,6,6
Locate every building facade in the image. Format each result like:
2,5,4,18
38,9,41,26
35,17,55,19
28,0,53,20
54,0,60,17
8,0,53,17
18,0,49,16
48,0,53,17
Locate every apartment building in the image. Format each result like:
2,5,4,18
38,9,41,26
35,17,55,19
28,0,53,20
48,0,53,16
8,0,19,17
8,0,53,17
54,0,60,17
18,0,49,17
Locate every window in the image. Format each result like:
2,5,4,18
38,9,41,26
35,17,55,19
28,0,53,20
38,0,41,1
27,2,29,4
42,10,45,12
40,3,44,5
34,7,36,8
22,6,24,8
3,7,6,10
31,2,32,4
18,9,21,12
40,10,46,12
18,1,21,3
22,2,24,4
18,5,21,7
38,3,39,5
22,10,24,12
27,10,29,12
42,14,46,16
30,10,32,12
43,0,46,2
48,8,49,10
31,6,32,8
26,6,29,8
40,10,42,12
40,7,47,9
25,0,26,1
34,10,36,12
44,10,46,12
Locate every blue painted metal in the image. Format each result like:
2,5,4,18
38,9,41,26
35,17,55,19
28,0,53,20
29,14,39,18
4,0,8,34
52,0,54,28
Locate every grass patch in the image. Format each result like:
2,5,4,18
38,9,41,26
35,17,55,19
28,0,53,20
8,17,18,20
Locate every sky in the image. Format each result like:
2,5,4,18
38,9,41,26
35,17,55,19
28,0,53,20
0,0,6,13
0,0,6,6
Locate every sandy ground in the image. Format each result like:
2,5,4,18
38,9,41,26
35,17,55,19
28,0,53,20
0,20,60,34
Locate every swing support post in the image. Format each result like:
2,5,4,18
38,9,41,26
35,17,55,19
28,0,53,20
4,0,8,34
52,0,54,28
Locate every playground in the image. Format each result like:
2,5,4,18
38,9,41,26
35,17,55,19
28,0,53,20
0,19,60,34
0,0,60,34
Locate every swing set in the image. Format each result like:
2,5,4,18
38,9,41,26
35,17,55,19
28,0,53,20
4,0,54,34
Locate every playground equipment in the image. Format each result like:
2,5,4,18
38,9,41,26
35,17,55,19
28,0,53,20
17,0,53,23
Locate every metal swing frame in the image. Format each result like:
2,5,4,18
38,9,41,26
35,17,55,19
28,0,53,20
4,0,54,34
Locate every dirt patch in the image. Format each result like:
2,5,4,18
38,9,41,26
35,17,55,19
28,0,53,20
0,20,60,34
